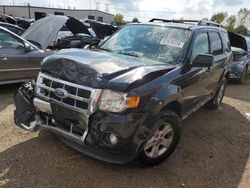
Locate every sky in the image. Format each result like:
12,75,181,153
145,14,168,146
0,0,249,22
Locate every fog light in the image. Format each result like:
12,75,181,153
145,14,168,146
110,134,118,145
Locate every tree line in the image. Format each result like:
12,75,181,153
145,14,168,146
210,8,250,35
114,8,250,35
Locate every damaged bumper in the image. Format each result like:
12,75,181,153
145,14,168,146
14,82,150,164
229,62,245,80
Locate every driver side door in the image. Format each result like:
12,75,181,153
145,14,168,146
180,31,213,114
0,29,28,83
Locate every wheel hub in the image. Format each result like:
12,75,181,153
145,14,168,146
144,122,174,158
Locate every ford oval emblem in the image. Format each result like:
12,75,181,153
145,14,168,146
54,88,68,98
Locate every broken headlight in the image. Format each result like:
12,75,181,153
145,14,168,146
99,90,140,113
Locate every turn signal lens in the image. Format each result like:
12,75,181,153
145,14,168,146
126,96,140,108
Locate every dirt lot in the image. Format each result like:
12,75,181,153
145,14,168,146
0,76,250,188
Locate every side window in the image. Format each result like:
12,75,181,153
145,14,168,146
192,32,209,59
209,32,223,55
220,31,231,53
0,30,24,49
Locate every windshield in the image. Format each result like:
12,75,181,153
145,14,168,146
101,24,190,64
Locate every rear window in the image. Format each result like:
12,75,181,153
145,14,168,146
209,32,223,55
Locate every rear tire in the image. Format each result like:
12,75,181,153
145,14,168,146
205,78,226,109
138,111,181,166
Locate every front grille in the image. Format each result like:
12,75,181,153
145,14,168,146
36,73,101,114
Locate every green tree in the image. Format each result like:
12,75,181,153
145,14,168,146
211,12,228,24
234,25,248,35
225,15,236,32
237,8,250,27
114,13,125,26
132,17,139,23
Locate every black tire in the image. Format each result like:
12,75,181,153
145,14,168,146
138,110,181,166
205,78,226,109
237,66,247,84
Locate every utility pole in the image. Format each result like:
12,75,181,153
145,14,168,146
105,3,109,12
12,0,15,5
95,1,100,10
89,0,92,16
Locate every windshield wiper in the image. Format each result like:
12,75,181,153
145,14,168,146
99,47,112,52
117,51,141,58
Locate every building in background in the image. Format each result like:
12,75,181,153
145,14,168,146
0,5,114,23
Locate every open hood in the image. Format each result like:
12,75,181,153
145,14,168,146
22,16,91,50
82,19,117,39
0,14,16,25
228,32,250,52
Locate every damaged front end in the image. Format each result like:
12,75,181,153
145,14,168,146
14,76,100,144
14,73,151,164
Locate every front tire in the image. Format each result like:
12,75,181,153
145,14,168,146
205,78,226,109
138,111,181,166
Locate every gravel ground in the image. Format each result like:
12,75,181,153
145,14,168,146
0,75,250,188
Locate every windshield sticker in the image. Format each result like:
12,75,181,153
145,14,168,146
160,38,184,48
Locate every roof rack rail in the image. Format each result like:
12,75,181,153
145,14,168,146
197,20,220,27
149,18,221,27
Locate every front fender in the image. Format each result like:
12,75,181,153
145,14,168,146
143,84,182,113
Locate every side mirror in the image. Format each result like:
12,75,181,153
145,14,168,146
192,54,214,67
24,42,33,52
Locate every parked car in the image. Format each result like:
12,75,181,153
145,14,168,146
0,22,24,35
14,19,231,166
55,19,118,49
0,13,16,25
15,17,34,30
81,19,118,39
21,15,92,50
22,15,116,50
228,32,250,83
0,26,53,85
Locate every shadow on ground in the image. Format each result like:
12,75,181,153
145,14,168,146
226,74,250,102
0,103,250,188
0,84,21,113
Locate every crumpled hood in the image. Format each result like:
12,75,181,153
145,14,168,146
41,49,176,91
22,16,91,50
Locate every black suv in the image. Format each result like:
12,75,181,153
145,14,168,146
14,19,232,166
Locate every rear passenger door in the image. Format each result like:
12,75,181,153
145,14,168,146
208,31,227,91
0,29,27,82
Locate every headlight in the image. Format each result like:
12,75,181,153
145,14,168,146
99,90,140,112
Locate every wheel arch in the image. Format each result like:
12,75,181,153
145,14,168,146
160,101,182,118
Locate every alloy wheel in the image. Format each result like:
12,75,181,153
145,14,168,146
144,122,174,158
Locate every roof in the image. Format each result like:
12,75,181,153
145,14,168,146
144,18,227,31
0,21,23,29
129,22,227,32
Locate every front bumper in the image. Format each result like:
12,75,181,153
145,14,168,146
229,62,245,80
14,86,150,164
